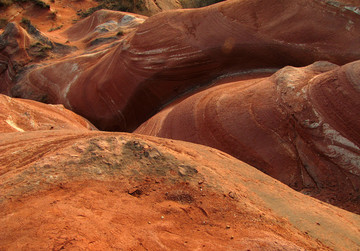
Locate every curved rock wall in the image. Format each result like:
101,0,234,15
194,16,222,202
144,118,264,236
136,61,360,213
9,0,360,131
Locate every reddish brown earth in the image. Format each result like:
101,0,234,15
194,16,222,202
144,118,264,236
1,127,360,250
136,60,360,214
3,0,360,131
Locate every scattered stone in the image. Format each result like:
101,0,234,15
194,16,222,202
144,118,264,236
228,192,236,199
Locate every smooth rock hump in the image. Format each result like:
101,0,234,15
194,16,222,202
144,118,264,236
0,94,96,132
0,130,359,250
136,60,360,213
11,0,360,131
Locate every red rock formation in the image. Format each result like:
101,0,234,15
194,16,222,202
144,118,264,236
0,20,76,94
0,129,359,249
136,60,360,213
63,10,146,48
0,93,96,132
9,0,360,131
0,23,32,94
1,0,359,248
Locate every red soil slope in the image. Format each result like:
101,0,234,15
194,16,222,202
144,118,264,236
136,60,360,214
7,0,360,131
1,129,360,250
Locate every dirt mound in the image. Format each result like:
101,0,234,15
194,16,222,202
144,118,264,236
8,0,360,131
0,129,359,250
136,60,360,214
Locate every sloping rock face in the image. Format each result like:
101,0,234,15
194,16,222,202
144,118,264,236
136,61,360,213
1,128,360,250
8,0,360,131
0,23,33,94
62,10,146,48
0,93,96,132
0,21,76,94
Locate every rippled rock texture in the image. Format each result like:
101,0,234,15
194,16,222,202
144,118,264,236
7,0,360,131
136,60,360,213
1,0,360,248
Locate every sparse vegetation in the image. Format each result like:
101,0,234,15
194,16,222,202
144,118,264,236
32,0,50,9
20,17,31,26
48,24,62,32
48,10,57,20
76,6,101,18
0,18,8,29
77,0,144,18
28,41,52,58
0,0,50,9
179,0,224,8
75,0,224,19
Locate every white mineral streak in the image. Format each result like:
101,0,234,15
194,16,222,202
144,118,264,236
62,63,81,109
5,116,24,132
322,123,360,174
323,123,360,150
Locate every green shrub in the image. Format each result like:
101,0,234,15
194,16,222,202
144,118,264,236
28,41,52,58
20,17,31,26
2,0,50,9
0,18,8,29
32,0,50,9
48,24,63,32
77,6,102,18
77,0,142,18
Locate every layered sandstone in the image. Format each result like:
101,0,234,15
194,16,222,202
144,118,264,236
0,0,360,248
8,0,360,131
136,61,360,213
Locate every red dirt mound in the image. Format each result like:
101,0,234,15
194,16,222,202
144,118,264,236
136,60,360,214
0,129,359,250
9,0,360,131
